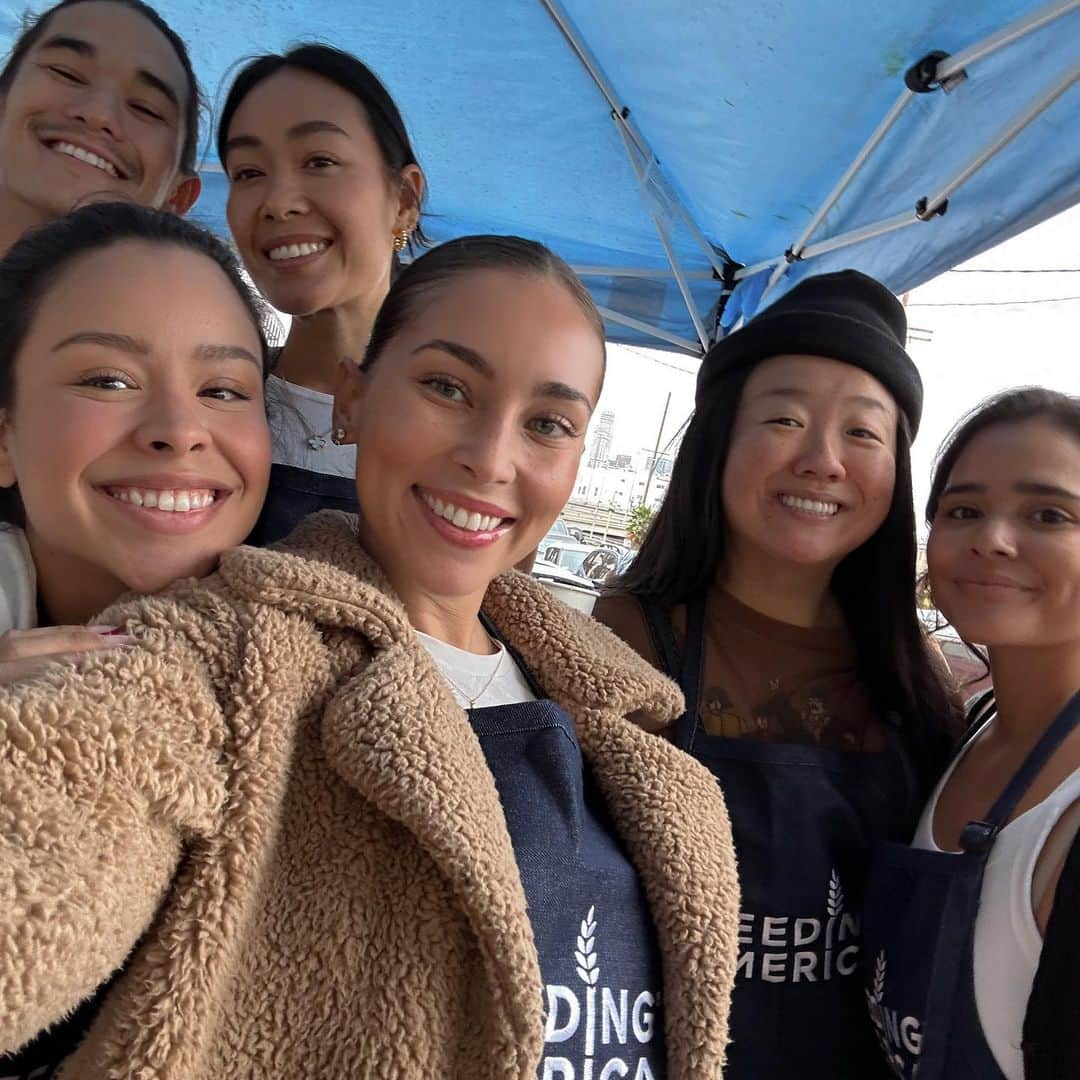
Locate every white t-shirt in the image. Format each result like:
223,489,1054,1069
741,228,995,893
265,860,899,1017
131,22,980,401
265,374,356,478
415,628,536,709
0,525,36,635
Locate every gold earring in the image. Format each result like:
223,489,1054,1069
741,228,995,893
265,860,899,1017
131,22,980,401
393,229,410,253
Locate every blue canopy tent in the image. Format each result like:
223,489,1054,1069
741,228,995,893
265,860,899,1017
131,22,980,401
4,0,1079,353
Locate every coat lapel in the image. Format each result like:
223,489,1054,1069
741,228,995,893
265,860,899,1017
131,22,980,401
319,638,544,1073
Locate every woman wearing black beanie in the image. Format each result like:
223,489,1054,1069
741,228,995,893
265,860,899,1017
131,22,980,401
595,269,958,1078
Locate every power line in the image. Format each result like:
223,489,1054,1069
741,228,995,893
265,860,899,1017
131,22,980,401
911,293,1080,306
948,267,1079,274
619,344,700,375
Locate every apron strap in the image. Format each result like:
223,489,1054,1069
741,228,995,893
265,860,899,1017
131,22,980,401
880,710,922,830
681,594,707,722
666,595,708,752
637,596,682,678
637,595,706,752
961,689,1080,854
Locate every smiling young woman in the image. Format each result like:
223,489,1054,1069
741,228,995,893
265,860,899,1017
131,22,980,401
862,387,1080,1080
594,269,959,1078
0,201,272,1079
0,0,202,256
0,236,739,1079
217,45,426,544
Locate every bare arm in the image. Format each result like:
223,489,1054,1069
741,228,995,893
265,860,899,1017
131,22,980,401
1034,799,1080,935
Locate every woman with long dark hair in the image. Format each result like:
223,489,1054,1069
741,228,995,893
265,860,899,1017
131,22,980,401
863,387,1080,1080
594,269,957,1077
218,44,426,543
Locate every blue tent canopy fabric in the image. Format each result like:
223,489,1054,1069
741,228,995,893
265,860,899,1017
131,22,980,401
3,0,1078,353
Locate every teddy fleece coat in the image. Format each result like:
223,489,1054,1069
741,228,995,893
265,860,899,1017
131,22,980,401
0,512,739,1078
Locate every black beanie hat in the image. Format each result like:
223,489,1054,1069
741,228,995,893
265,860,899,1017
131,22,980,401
696,269,923,436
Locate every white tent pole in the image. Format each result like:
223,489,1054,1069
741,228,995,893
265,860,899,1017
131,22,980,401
798,212,918,261
651,220,711,352
921,56,1080,217
537,0,644,155
735,252,788,282
751,86,915,299
937,0,1080,83
537,0,727,281
613,123,711,350
596,306,701,355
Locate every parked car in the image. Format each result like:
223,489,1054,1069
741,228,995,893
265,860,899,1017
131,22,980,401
536,517,575,562
540,540,600,578
918,607,991,697
530,557,598,614
580,546,636,583
540,540,635,585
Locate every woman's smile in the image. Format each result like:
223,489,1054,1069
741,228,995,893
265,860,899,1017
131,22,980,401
414,486,515,548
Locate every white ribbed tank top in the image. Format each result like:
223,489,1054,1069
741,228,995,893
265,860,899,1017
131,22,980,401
913,724,1080,1079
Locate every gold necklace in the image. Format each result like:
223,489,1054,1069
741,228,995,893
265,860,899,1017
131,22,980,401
440,636,506,709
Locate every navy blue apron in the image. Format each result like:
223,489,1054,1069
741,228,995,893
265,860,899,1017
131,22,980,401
467,638,667,1079
640,595,917,1078
246,463,358,547
862,690,1080,1079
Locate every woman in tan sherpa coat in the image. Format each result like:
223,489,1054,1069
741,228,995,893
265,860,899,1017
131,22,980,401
0,236,739,1079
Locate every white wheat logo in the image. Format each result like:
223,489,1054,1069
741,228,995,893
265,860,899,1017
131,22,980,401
827,869,845,917
872,950,887,1004
575,906,599,987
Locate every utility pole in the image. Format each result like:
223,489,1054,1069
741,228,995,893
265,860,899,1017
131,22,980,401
642,391,671,508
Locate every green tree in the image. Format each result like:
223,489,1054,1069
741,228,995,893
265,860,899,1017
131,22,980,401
626,503,655,548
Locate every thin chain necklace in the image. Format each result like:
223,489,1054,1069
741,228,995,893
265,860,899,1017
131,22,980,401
294,407,333,452
273,375,334,451
441,635,506,709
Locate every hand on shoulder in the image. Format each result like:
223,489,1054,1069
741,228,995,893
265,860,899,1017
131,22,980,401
0,625,133,686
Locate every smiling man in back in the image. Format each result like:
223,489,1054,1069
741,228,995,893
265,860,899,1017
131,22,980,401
0,0,202,255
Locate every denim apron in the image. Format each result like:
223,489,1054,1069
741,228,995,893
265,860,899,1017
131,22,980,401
246,463,358,547
467,638,667,1079
862,690,1080,1079
640,595,917,1078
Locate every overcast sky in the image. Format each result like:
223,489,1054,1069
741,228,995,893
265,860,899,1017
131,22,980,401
590,203,1080,537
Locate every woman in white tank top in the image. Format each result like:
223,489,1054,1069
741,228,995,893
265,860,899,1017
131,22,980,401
860,386,1080,1080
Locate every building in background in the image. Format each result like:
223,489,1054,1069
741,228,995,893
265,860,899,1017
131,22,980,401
574,447,674,513
588,409,616,466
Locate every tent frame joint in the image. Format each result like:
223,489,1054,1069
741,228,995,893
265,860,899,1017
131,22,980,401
905,50,963,94
916,196,949,221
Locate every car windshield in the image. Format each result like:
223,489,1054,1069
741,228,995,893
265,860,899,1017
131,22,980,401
559,549,589,574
